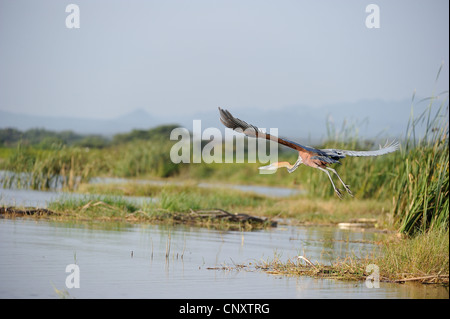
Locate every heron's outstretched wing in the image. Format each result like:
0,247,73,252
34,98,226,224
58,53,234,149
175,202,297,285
320,140,400,158
218,107,314,153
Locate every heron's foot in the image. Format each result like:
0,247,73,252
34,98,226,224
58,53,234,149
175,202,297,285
334,188,344,199
344,185,353,197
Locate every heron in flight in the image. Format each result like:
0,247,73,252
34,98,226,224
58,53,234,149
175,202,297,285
218,107,399,198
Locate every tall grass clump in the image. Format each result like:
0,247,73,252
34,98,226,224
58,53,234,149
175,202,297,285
106,139,180,178
1,144,100,190
392,91,449,235
379,227,449,278
1,137,182,191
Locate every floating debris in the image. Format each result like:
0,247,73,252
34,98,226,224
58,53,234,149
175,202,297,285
338,218,377,229
182,209,277,227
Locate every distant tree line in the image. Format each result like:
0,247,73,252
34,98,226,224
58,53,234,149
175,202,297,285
0,124,181,149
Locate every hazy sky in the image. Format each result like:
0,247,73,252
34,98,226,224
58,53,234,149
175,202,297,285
0,0,448,119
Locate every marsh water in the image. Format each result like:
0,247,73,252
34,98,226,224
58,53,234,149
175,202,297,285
0,187,448,299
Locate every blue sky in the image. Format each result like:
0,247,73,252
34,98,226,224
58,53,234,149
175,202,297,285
0,0,448,120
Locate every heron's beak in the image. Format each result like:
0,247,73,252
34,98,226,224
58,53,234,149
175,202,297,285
258,163,279,171
259,163,278,175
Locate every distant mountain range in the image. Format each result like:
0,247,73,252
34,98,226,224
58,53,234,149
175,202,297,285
0,108,161,136
0,97,436,142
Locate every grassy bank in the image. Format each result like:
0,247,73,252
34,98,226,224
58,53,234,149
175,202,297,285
2,181,389,229
257,227,449,285
1,184,275,230
75,181,394,227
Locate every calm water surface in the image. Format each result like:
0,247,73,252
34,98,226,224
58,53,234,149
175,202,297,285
0,218,447,299
0,187,448,299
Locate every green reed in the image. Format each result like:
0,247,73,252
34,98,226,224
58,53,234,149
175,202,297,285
391,94,449,235
1,138,180,190
104,139,180,178
1,144,99,190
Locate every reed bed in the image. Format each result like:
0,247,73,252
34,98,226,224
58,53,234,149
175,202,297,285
0,74,448,236
391,93,449,235
1,145,100,190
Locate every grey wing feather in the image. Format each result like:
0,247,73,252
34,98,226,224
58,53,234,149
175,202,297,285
218,107,400,157
218,107,313,153
321,140,400,158
218,107,261,138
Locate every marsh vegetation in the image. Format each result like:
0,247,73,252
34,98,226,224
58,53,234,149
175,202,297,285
0,90,448,285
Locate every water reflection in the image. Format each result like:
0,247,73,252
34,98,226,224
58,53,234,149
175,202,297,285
0,173,302,209
0,219,447,299
0,170,304,199
0,186,154,208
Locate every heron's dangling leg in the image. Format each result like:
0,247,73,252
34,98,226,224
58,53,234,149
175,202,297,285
317,167,343,199
326,167,353,197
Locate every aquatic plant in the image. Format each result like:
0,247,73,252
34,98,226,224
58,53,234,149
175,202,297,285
391,93,449,235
